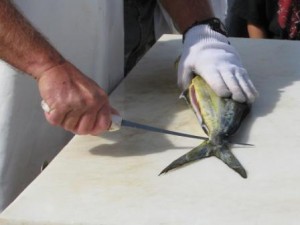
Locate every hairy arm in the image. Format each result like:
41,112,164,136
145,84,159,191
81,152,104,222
0,0,116,135
159,0,214,33
247,23,267,38
0,0,64,78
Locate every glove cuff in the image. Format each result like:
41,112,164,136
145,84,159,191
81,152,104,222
184,21,230,46
183,18,229,45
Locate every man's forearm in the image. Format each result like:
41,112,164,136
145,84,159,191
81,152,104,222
247,23,267,39
160,0,214,33
0,0,64,79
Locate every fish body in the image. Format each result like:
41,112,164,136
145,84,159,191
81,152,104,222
160,75,250,178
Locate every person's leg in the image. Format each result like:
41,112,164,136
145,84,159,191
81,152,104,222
226,0,248,37
124,0,157,75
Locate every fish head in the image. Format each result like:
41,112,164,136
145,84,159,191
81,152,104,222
180,75,210,135
182,75,251,138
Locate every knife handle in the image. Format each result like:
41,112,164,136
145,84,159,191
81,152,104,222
110,114,122,131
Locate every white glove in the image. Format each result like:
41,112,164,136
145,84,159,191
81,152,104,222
178,24,258,103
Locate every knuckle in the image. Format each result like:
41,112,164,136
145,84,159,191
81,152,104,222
83,92,108,111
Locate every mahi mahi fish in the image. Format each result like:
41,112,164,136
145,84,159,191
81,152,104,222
160,75,251,178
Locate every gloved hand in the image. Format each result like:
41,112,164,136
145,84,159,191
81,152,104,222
178,23,258,103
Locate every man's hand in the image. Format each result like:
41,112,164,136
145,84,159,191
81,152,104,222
37,61,117,135
178,24,258,103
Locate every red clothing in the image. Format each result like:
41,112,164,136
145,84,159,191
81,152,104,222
278,0,300,38
229,0,300,39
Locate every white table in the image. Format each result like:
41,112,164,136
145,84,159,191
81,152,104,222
1,35,300,225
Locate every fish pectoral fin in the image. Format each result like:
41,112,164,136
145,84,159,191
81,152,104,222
159,141,212,175
215,146,247,178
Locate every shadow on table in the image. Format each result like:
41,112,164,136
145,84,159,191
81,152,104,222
231,39,300,141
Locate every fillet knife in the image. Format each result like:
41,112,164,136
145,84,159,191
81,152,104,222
41,101,252,146
111,115,253,146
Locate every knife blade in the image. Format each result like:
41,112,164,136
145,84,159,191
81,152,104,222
110,115,253,146
111,115,207,140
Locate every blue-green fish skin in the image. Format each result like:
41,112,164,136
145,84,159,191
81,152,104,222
160,75,250,178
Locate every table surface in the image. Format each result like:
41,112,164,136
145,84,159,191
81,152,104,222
1,35,300,225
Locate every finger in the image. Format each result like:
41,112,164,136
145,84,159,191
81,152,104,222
178,58,193,90
74,111,98,135
42,100,75,127
221,68,246,103
44,108,68,126
62,110,83,132
199,68,231,98
90,103,111,135
236,68,259,103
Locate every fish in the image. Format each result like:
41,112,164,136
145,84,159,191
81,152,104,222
159,75,251,178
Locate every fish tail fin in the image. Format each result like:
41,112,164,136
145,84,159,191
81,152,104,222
159,141,247,178
159,140,212,175
215,144,247,178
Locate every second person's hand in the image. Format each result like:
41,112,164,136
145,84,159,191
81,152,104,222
178,22,259,104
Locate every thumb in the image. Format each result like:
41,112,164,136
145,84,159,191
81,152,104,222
177,61,193,90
